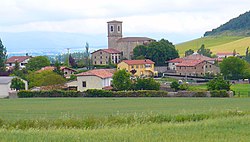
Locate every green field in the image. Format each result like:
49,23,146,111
0,98,250,141
175,36,248,57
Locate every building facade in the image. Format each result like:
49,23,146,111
107,20,155,59
91,49,122,65
117,59,157,77
6,56,31,70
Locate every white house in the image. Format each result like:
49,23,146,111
66,69,115,92
0,76,28,98
6,56,31,70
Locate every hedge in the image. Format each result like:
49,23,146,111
210,90,229,97
18,90,82,98
17,89,231,98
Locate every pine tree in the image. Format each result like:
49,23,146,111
0,39,7,72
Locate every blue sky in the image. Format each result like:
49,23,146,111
0,0,250,54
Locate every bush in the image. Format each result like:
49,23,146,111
170,81,180,91
210,90,229,97
179,83,189,90
134,78,160,90
18,90,82,98
207,77,231,91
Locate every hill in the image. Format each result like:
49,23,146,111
175,36,245,56
204,11,250,36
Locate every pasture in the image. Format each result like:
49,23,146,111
0,98,250,141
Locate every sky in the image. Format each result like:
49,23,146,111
0,0,250,54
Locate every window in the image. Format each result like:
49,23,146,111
131,65,134,69
106,56,108,59
205,65,207,68
210,65,212,68
100,56,102,59
100,52,102,54
194,67,196,69
9,63,12,66
82,81,86,87
110,25,114,32
94,61,96,64
106,61,108,64
136,65,139,69
117,25,121,33
21,63,24,66
100,61,102,64
94,56,96,59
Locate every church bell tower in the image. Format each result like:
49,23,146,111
107,20,123,49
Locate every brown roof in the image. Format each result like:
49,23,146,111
107,20,122,23
117,37,155,42
92,48,121,54
102,49,121,54
122,59,154,65
60,66,77,72
167,58,184,63
183,53,214,61
176,60,204,67
76,69,113,79
6,56,31,63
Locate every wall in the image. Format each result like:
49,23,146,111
117,62,155,77
117,41,145,60
77,76,103,92
92,51,110,65
0,83,11,98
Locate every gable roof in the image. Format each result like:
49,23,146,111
76,69,114,79
0,76,14,84
167,58,184,63
176,60,204,67
6,56,31,63
183,53,214,61
60,66,77,72
92,48,121,54
117,37,155,42
122,59,154,65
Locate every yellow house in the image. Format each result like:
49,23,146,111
117,59,157,77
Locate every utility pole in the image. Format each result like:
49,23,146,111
66,48,70,67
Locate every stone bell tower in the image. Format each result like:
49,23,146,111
107,20,122,50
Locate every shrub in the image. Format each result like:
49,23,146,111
207,77,231,91
179,83,189,90
134,78,160,90
210,90,229,97
18,90,82,98
170,81,180,91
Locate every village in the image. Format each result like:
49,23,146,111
1,20,249,98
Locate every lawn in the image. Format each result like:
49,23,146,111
0,98,249,141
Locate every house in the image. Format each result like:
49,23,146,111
91,48,122,65
66,69,115,92
61,67,77,78
176,60,220,77
167,53,216,71
0,76,28,98
216,52,238,58
107,20,155,59
117,59,157,77
6,56,31,70
37,66,77,78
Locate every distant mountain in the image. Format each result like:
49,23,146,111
204,11,250,36
1,32,106,56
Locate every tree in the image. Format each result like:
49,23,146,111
112,69,132,90
133,39,179,66
197,44,212,57
185,49,194,57
53,60,63,76
207,77,231,91
220,57,249,80
0,38,7,72
26,56,50,71
245,47,250,63
84,42,91,69
27,70,66,88
135,78,160,90
13,60,20,71
69,54,77,68
10,78,25,91
170,81,180,91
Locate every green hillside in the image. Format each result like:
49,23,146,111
175,36,244,57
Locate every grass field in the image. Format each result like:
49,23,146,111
0,98,250,141
175,36,247,56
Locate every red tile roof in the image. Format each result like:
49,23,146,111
167,58,184,63
122,59,154,65
176,60,204,67
6,56,31,63
60,66,77,72
76,69,113,79
117,37,155,42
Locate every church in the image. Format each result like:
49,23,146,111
92,20,155,65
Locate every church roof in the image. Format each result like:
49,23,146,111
117,37,155,42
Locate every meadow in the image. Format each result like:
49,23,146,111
175,36,248,56
0,98,250,141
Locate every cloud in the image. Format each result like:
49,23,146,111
0,0,250,36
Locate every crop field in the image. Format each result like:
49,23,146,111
175,36,246,56
0,98,250,141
